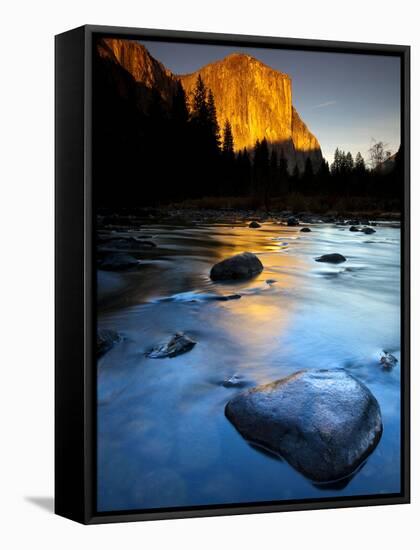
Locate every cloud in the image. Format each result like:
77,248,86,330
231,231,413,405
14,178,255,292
312,100,337,109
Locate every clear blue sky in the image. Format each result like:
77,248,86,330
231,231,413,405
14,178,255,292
141,40,401,165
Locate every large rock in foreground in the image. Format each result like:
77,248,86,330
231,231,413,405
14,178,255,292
210,252,263,281
225,369,382,482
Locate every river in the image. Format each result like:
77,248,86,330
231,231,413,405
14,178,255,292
96,216,401,512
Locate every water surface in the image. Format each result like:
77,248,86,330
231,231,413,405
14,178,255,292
97,219,401,511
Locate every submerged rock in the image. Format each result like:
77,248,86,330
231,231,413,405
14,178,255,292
380,351,398,369
97,329,120,357
225,369,382,482
146,332,196,359
99,236,156,250
249,220,261,228
300,227,311,232
98,252,140,271
210,252,263,281
362,227,376,234
315,253,347,264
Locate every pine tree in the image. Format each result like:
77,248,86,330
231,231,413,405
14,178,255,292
207,89,220,151
345,152,354,173
172,80,189,125
303,157,314,179
222,120,234,159
355,151,366,174
278,150,289,194
279,150,288,178
192,74,208,123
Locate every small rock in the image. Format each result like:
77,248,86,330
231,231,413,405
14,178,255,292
266,279,277,285
300,227,311,232
362,227,376,234
315,253,347,264
349,226,360,232
97,329,120,357
249,221,261,228
146,332,196,359
225,369,382,482
380,351,398,369
222,374,247,388
210,252,263,281
287,216,299,226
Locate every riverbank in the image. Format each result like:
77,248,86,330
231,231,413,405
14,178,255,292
97,206,400,232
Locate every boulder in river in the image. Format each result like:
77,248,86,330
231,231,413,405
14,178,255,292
300,227,311,232
380,351,398,369
349,226,360,232
98,252,140,271
210,252,263,281
222,373,250,388
146,332,196,359
225,369,383,482
362,227,376,234
315,253,347,264
97,328,120,357
249,221,261,228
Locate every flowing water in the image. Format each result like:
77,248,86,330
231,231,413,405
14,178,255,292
96,218,401,512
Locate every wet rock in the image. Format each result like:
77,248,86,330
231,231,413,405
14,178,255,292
146,332,196,359
287,216,299,226
225,369,382,482
300,227,311,232
266,279,277,285
97,329,120,357
249,220,261,228
380,351,398,369
222,374,249,388
362,227,376,234
210,252,263,281
98,252,140,271
315,253,347,264
346,219,360,226
349,226,360,232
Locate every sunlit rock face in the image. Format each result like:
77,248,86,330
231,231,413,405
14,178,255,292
180,54,293,152
179,53,322,172
98,40,322,172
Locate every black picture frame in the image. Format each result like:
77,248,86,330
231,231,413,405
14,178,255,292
55,24,410,525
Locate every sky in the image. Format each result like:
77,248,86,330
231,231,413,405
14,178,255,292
141,40,401,166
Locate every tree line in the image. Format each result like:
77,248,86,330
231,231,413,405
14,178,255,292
93,53,402,211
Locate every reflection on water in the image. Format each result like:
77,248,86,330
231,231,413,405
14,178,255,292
97,220,401,512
